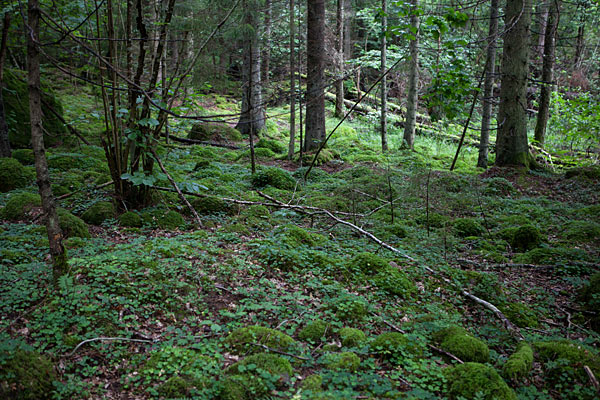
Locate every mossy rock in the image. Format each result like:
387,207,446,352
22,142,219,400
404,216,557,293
499,302,538,328
0,157,30,192
225,353,293,394
338,327,367,347
296,148,337,166
298,320,329,342
156,376,189,398
255,138,286,154
0,192,40,220
218,375,249,400
81,201,115,225
433,326,489,363
416,212,449,229
278,224,324,247
236,147,276,160
564,221,600,243
565,166,600,180
118,211,142,228
188,123,242,142
453,218,484,238
220,223,250,235
300,374,323,393
0,350,56,400
444,362,516,400
329,294,369,322
483,177,516,197
372,267,416,297
251,167,296,190
348,252,390,275
370,332,423,361
240,205,270,220
191,196,237,215
224,326,295,355
320,351,360,371
502,342,533,381
57,208,91,238
514,246,590,265
3,69,68,149
12,149,35,165
142,209,186,230
534,340,600,381
510,224,542,252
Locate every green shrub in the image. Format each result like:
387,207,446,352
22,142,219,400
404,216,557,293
225,326,295,355
298,320,329,342
12,149,35,165
534,340,600,381
372,267,416,297
503,342,533,381
1,192,40,220
255,138,286,154
0,350,56,400
119,211,142,228
348,252,389,275
0,158,29,192
251,167,296,190
81,201,115,225
188,123,242,142
444,362,516,400
510,224,542,252
433,326,489,363
58,208,91,238
338,328,367,347
453,218,484,237
321,351,360,371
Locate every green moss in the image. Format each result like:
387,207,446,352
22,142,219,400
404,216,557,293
321,351,360,371
57,208,90,238
189,123,242,142
0,158,29,192
146,209,186,230
499,302,538,328
191,196,237,215
372,267,416,297
381,223,408,238
118,211,142,228
223,353,293,397
255,138,286,154
64,237,86,249
514,246,590,264
433,326,489,363
298,320,329,342
251,167,296,190
330,294,369,322
227,352,293,376
156,376,189,398
565,166,600,180
503,342,533,381
444,362,516,400
236,147,276,160
296,149,336,166
534,340,600,380
240,205,270,220
457,270,502,301
300,374,323,392
219,375,250,400
349,252,389,275
510,224,542,252
453,218,484,238
81,201,115,225
12,149,35,165
220,223,250,235
370,332,422,361
278,224,324,247
483,177,516,197
225,326,295,355
338,327,367,347
0,350,56,400
564,221,600,242
416,212,449,228
1,192,41,220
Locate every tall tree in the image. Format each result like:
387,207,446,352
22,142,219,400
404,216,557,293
334,0,344,118
534,0,560,146
496,0,535,168
261,0,272,86
477,0,499,168
380,0,388,152
287,0,296,160
0,11,11,158
28,0,67,283
304,0,326,151
402,0,419,149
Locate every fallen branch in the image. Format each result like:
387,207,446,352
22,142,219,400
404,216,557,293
69,336,156,356
584,365,600,394
160,133,241,149
250,343,310,361
56,180,114,201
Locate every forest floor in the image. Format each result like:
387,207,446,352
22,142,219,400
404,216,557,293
1,87,600,400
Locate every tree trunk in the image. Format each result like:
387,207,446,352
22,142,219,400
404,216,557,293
402,0,419,150
477,0,499,168
380,0,388,152
496,0,535,168
573,24,584,70
28,0,67,284
334,0,344,118
287,0,296,160
262,0,271,85
534,0,560,146
343,0,352,60
304,0,326,151
0,12,11,158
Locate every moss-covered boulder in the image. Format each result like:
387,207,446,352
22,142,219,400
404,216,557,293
453,218,484,238
189,123,242,142
58,208,91,238
255,138,286,154
348,252,389,275
300,374,323,393
3,69,67,149
457,270,502,302
534,340,600,381
510,224,542,252
118,211,142,228
338,327,367,347
565,165,600,180
502,342,533,381
278,224,324,247
372,267,416,297
81,201,115,225
0,350,56,399
235,147,276,161
298,320,329,342
483,177,516,197
329,294,369,322
224,353,293,397
433,326,489,363
444,362,516,400
12,149,35,165
251,167,296,190
142,208,186,230
321,351,360,371
0,157,30,192
224,326,295,355
0,192,40,220
191,196,237,215
370,332,423,361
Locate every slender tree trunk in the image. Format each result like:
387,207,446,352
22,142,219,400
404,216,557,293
343,0,352,60
287,0,296,160
304,0,326,151
536,1,549,62
477,0,499,168
534,0,559,146
573,24,584,70
496,0,535,168
28,0,67,284
403,0,419,149
262,0,271,85
380,0,388,152
0,12,11,158
334,0,344,118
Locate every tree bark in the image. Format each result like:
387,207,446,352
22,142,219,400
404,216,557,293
402,0,419,150
262,0,271,86
334,0,344,118
534,0,560,146
287,0,296,160
496,0,535,168
380,0,388,152
304,0,326,151
0,12,11,158
477,0,499,168
28,0,67,284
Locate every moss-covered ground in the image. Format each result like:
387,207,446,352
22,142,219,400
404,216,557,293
1,88,599,399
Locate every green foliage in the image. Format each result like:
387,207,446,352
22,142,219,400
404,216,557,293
81,201,115,225
0,158,29,192
372,267,416,297
348,252,390,275
548,91,600,152
338,328,367,347
224,353,293,396
57,208,91,238
255,138,286,154
321,351,361,371
141,209,186,230
236,147,276,160
370,332,423,361
251,167,296,190
0,350,56,400
329,294,369,322
482,177,516,197
563,221,600,242
118,211,142,228
534,341,600,382
514,246,590,264
444,362,516,400
301,374,323,392
457,270,502,301
510,224,542,252
503,342,533,381
499,302,538,328
189,123,242,142
298,320,329,342
0,192,40,220
453,218,484,237
579,273,600,331
192,196,237,215
433,326,489,363
276,224,325,247
12,149,35,165
225,326,295,355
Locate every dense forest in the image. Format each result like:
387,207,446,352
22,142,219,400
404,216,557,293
1,0,599,398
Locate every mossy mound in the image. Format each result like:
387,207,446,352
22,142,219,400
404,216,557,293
296,148,337,166
0,192,41,220
372,267,416,297
510,224,542,252
12,149,35,165
565,165,600,180
370,332,423,361
220,223,250,235
433,326,489,363
278,224,324,247
224,353,293,396
0,350,56,400
534,341,600,381
321,351,360,371
191,196,237,215
255,138,286,154
188,123,242,142
416,212,449,228
81,201,115,225
348,252,389,275
3,69,67,149
118,211,142,228
579,273,600,311
499,302,538,328
224,326,295,355
0,157,30,192
251,167,296,190
514,246,590,264
338,327,367,347
377,223,408,239
483,177,517,197
142,209,186,230
458,270,502,301
298,320,329,342
503,342,533,381
300,374,323,392
236,147,276,160
330,294,369,322
57,208,91,238
444,362,516,400
564,221,600,242
453,218,484,238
